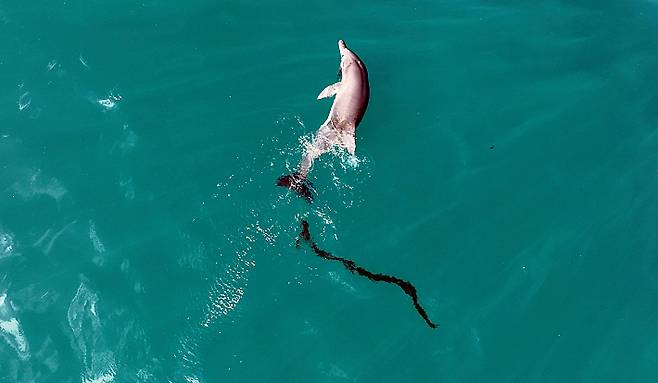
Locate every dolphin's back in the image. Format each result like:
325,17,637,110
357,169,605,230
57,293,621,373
332,52,369,129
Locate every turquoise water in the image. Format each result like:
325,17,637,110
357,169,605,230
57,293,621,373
2,1,658,381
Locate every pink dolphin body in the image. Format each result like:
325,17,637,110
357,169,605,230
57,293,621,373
278,40,370,202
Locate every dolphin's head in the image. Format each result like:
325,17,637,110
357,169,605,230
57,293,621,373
338,39,347,55
338,39,355,71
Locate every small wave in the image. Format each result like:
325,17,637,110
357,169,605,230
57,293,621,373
12,169,68,202
89,221,106,254
327,271,357,294
82,366,116,383
0,231,16,259
89,220,106,266
119,177,135,200
97,92,122,110
202,249,252,328
47,60,58,71
0,292,30,360
67,282,117,383
79,54,89,68
118,125,138,152
34,220,76,255
18,91,31,111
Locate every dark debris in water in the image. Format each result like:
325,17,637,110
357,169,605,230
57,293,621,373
296,219,438,329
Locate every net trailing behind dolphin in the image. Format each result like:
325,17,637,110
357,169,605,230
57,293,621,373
297,219,438,329
277,40,369,202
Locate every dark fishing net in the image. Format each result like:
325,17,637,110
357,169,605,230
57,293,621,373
296,220,438,329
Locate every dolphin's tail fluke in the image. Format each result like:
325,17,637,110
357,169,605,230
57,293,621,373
276,172,315,203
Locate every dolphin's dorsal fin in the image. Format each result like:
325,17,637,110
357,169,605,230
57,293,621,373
317,82,341,100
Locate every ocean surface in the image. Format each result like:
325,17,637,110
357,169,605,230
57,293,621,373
1,1,658,382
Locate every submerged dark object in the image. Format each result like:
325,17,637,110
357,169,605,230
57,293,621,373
276,173,315,203
296,220,438,329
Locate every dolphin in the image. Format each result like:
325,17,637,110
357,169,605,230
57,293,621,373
277,39,370,202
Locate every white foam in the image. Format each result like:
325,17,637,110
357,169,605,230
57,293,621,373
200,246,254,328
18,91,31,111
0,318,29,358
97,93,122,110
136,368,154,381
327,271,357,294
97,98,115,109
68,283,117,383
83,367,115,383
119,125,138,151
0,232,15,259
12,170,68,202
41,221,76,255
89,221,106,266
47,60,58,71
0,293,30,360
119,177,135,200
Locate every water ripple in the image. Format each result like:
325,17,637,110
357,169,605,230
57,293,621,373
0,292,30,360
67,282,117,383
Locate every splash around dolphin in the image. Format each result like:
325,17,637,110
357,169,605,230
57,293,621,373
277,39,370,202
